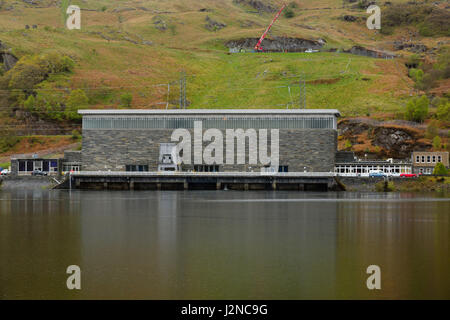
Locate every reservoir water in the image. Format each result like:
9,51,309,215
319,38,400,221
0,190,449,299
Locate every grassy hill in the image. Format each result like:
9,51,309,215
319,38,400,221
0,0,448,159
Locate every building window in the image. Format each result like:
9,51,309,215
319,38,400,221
438,156,442,162
421,156,425,163
83,116,336,130
278,165,288,173
125,165,149,172
432,156,436,163
416,155,420,163
427,156,431,163
19,161,26,172
194,165,219,172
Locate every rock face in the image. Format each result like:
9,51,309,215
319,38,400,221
340,15,358,22
152,16,167,31
225,37,326,52
343,46,396,59
393,41,428,53
233,0,275,13
339,119,431,158
205,16,226,31
0,40,18,71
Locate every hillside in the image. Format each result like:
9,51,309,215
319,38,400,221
0,0,449,160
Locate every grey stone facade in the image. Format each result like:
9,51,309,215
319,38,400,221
82,129,337,172
79,109,340,173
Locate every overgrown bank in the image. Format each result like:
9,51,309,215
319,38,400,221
340,176,450,194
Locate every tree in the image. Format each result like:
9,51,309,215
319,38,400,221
120,93,133,107
66,89,88,120
436,102,450,121
8,61,47,92
409,68,423,82
406,95,429,122
23,95,36,112
433,162,448,175
432,135,441,149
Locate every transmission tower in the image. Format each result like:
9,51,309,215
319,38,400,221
179,71,187,109
299,75,306,108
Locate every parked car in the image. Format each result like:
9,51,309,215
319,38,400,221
0,169,10,175
369,170,386,177
388,172,401,177
31,170,48,176
400,173,417,178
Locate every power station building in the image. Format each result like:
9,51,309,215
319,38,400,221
78,109,340,173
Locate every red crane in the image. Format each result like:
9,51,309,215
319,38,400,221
254,4,287,52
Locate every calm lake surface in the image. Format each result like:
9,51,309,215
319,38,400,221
0,189,449,299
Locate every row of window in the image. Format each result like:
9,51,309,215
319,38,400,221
125,165,149,172
125,164,290,172
83,116,336,130
415,155,442,163
335,166,411,174
18,160,58,172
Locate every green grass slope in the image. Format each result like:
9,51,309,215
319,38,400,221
0,0,448,117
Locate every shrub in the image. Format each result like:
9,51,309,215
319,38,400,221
120,93,133,107
71,129,81,140
8,60,47,92
23,94,36,112
432,136,441,150
66,89,88,120
284,8,295,19
425,121,439,139
436,102,450,121
409,68,423,82
406,95,429,122
375,180,395,192
344,140,352,150
433,162,448,175
0,131,19,153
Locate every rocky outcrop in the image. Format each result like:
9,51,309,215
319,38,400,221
393,41,428,53
343,46,396,59
233,0,276,13
152,16,167,31
205,16,227,31
338,119,431,158
226,37,326,52
0,40,18,71
340,15,359,22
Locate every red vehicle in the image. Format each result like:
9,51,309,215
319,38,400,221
400,173,418,178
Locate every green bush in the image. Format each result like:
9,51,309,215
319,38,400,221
344,140,352,150
120,92,133,107
432,136,441,150
375,180,395,192
433,162,448,175
406,95,429,122
436,102,450,121
409,68,423,82
71,129,81,140
65,89,88,120
0,131,19,153
284,8,294,19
